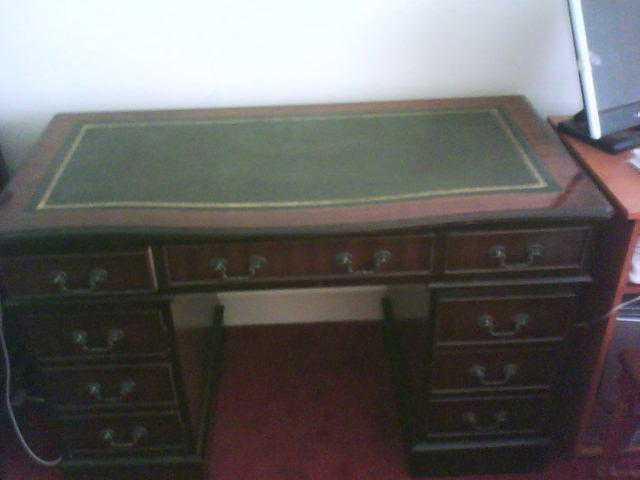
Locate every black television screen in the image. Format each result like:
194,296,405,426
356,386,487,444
567,0,640,139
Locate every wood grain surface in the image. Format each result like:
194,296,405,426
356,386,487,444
551,117,640,220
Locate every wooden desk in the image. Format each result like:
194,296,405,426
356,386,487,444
551,119,640,457
0,97,612,479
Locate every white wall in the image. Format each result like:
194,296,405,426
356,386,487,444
0,0,583,325
1,0,580,171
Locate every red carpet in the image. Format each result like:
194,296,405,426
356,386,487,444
2,321,599,479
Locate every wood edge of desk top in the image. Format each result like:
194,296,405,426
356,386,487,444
49,95,530,123
550,117,640,221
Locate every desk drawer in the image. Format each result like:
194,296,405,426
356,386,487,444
43,364,177,410
164,235,433,285
430,348,558,394
60,411,189,458
434,288,577,345
14,307,171,362
444,227,591,274
0,249,157,297
425,396,549,438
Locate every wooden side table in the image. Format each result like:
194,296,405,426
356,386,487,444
552,118,640,457
599,349,640,478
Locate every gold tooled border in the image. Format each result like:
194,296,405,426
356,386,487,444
36,109,548,210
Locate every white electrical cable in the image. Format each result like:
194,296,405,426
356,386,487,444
0,302,61,467
603,294,640,319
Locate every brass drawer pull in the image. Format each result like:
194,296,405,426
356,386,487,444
335,249,392,274
462,410,508,432
100,425,148,449
478,313,529,337
50,268,108,294
470,363,518,386
70,328,124,353
209,255,267,280
489,244,544,269
87,379,136,402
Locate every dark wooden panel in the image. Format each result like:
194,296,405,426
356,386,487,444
425,395,550,438
434,288,577,345
14,306,171,362
0,248,157,297
444,227,591,274
173,305,225,457
59,411,189,458
62,463,204,480
409,437,550,476
430,347,558,394
164,234,433,286
43,363,177,410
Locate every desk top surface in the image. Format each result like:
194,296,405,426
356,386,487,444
0,97,612,240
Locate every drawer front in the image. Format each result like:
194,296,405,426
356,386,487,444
43,364,177,410
444,227,591,274
164,234,433,286
0,249,157,297
60,412,189,458
430,348,558,394
426,396,549,438
15,307,171,362
434,289,577,345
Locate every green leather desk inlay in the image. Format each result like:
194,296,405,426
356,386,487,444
36,108,558,210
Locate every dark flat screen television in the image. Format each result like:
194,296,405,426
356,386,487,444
560,0,640,153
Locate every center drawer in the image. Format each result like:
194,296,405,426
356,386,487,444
163,234,433,286
42,363,178,410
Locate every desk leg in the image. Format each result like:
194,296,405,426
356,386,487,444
381,298,418,445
